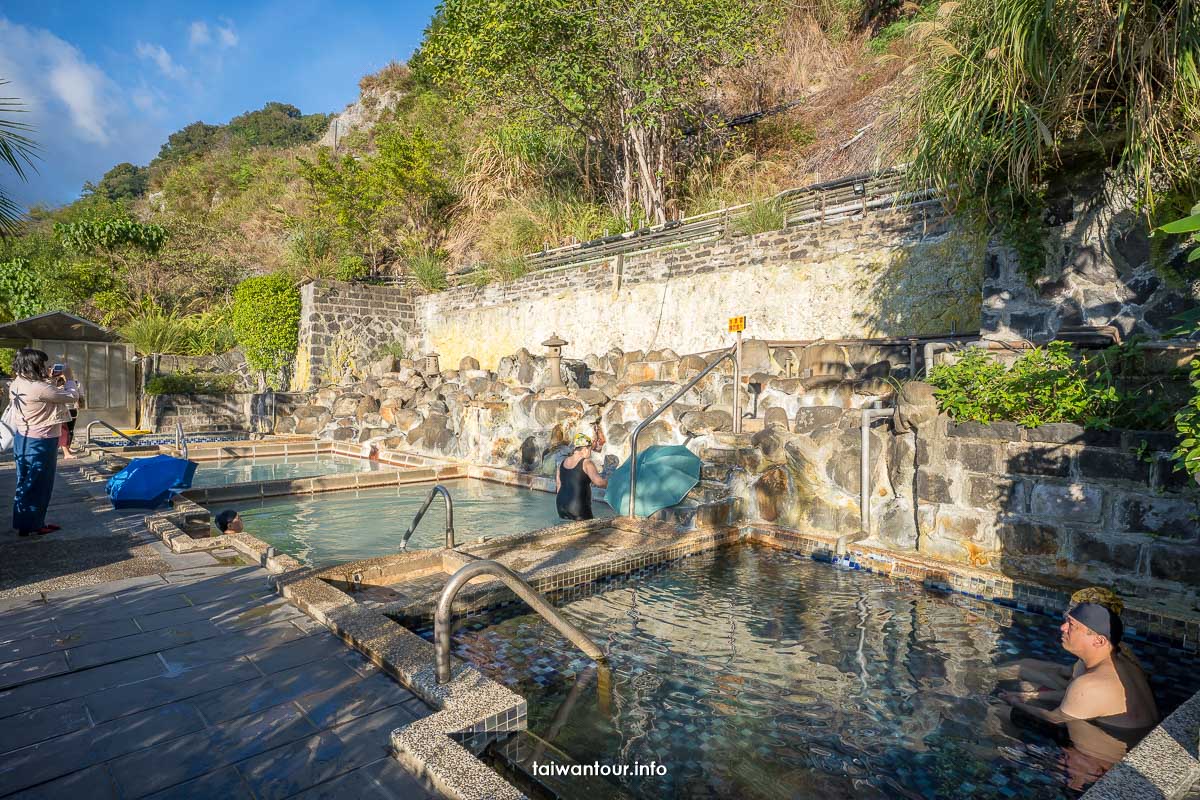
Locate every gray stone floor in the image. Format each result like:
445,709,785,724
0,459,438,799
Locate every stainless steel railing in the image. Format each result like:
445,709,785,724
400,484,455,551
434,559,606,684
627,345,739,517
174,421,188,460
85,419,136,445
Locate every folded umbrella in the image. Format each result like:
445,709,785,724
106,454,198,509
605,444,701,518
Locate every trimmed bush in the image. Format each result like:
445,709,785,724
231,273,301,386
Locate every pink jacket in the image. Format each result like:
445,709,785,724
8,377,80,439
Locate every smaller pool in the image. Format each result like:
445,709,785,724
189,453,382,489
223,478,614,566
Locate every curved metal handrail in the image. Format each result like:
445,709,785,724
627,346,739,517
174,421,188,460
85,419,136,445
434,559,605,684
400,484,454,551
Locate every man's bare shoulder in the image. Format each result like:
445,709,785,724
1060,669,1124,720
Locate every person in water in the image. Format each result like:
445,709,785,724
998,598,1159,789
556,432,607,521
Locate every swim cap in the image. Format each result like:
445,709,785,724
1067,602,1123,646
573,432,593,448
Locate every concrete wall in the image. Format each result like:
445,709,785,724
294,281,416,390
912,417,1200,590
415,205,986,369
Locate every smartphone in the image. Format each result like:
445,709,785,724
51,363,64,376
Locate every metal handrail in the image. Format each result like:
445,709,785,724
85,420,136,445
434,559,605,684
627,346,739,517
174,421,188,460
399,484,454,551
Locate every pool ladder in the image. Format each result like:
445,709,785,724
434,559,607,684
85,419,136,445
399,484,454,551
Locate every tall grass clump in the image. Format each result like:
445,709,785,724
907,0,1200,218
733,196,787,235
409,249,449,292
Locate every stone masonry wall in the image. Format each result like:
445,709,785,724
141,393,250,432
912,416,1200,591
294,281,416,390
416,204,987,369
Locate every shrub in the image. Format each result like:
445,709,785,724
732,197,787,236
373,342,407,361
145,372,238,395
118,307,197,355
491,255,530,282
231,273,301,386
409,249,449,292
928,342,1123,429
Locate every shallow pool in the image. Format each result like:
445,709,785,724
225,479,613,566
435,546,1200,800
190,453,381,488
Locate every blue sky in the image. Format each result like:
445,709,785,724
1,0,439,209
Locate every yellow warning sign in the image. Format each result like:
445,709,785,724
728,316,746,333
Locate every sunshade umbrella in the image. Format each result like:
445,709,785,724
106,454,198,509
605,444,701,518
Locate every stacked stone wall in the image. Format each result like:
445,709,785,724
913,417,1200,590
416,204,987,369
294,281,416,390
141,393,250,432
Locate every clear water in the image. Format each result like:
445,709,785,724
190,454,381,488
225,478,614,566
435,546,1200,800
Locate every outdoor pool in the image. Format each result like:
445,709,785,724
433,546,1200,800
189,453,382,488
225,478,614,566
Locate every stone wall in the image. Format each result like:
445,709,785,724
416,205,987,369
294,280,416,390
912,416,1200,591
981,175,1197,341
141,393,250,432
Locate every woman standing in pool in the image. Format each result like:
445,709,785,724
556,432,607,521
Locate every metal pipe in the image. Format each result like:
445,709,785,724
85,419,136,445
434,559,605,684
175,420,188,460
923,342,954,377
860,405,895,534
628,346,738,517
399,484,454,551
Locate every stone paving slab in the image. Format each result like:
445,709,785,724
0,459,439,800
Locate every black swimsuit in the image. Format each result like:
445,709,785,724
556,458,593,521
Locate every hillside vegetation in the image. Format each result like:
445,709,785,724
0,0,1195,357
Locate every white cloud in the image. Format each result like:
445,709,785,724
0,18,167,207
188,21,210,49
217,23,238,48
135,41,187,80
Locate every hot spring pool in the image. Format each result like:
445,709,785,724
189,453,382,488
224,479,613,566
431,546,1200,800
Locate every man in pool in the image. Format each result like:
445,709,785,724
555,432,607,521
998,602,1159,786
214,509,244,534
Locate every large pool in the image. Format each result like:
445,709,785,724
190,453,382,488
437,546,1200,800
225,479,614,566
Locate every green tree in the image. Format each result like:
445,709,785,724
414,0,782,224
227,102,329,148
85,162,149,202
0,80,38,237
299,124,455,273
231,273,301,387
149,121,222,181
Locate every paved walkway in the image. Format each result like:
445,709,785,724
0,459,438,799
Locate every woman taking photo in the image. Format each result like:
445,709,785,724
8,349,80,536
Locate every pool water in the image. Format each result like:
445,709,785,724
190,453,382,488
226,479,613,566
437,546,1200,800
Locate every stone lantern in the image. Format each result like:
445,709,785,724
542,333,568,388
422,351,441,377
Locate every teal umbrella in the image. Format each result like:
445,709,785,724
606,444,701,517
